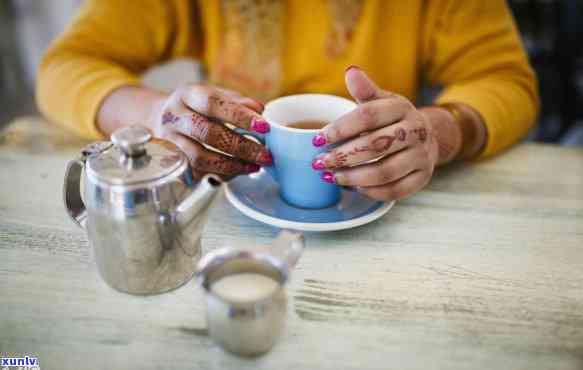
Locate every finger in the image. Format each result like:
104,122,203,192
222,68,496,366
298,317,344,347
357,170,430,201
315,122,422,169
163,108,272,165
168,133,260,178
181,86,269,133
330,147,422,187
215,87,265,112
202,121,271,165
165,132,214,181
319,96,413,145
345,66,393,103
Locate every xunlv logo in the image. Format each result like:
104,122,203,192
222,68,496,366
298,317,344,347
1,356,39,367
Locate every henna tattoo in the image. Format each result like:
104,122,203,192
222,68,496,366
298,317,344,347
418,128,427,142
162,112,179,125
372,135,396,152
190,155,242,175
396,128,407,141
346,145,370,157
411,128,428,143
326,151,349,168
208,95,251,125
204,123,259,162
230,134,257,161
208,95,231,117
325,144,375,169
189,114,210,141
334,151,348,167
208,95,224,110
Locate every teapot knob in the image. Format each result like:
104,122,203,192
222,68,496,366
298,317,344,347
111,126,152,157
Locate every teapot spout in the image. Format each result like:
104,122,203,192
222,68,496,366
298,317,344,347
175,175,222,227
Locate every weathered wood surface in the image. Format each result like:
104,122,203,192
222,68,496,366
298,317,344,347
1,117,583,370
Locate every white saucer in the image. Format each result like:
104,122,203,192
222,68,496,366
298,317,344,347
225,170,394,232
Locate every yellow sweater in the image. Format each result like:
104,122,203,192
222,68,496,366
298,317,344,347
37,0,539,158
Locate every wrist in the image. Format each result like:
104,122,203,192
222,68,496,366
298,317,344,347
437,103,487,161
97,85,168,136
146,94,168,131
419,106,462,165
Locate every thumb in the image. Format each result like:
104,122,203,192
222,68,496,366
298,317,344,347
345,66,384,103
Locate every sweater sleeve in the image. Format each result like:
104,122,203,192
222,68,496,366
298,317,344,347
422,0,540,158
36,0,202,139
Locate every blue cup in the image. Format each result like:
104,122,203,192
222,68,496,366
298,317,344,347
237,94,356,209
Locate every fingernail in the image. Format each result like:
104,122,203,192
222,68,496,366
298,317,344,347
312,157,326,170
246,163,260,173
251,117,270,133
345,65,361,72
321,171,336,184
257,150,273,166
312,133,327,147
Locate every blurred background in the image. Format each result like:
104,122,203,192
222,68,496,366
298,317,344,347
1,0,582,146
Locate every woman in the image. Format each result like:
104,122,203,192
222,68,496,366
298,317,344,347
37,0,538,201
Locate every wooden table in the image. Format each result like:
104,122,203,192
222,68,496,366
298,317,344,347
1,117,583,370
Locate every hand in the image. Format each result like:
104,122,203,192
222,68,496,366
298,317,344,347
150,85,273,180
311,67,439,201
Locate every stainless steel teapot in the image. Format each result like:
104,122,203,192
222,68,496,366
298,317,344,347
63,126,222,295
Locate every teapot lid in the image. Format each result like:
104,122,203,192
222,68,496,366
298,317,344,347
86,126,187,185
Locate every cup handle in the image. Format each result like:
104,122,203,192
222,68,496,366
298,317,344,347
234,128,277,180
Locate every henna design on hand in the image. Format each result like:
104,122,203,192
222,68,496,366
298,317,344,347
188,114,210,141
208,95,249,125
372,135,396,152
162,112,179,125
348,145,370,155
396,128,407,141
411,128,428,143
418,128,427,142
185,151,243,176
334,151,349,167
201,157,238,174
203,123,260,162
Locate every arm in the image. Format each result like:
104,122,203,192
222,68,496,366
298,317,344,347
423,0,539,159
37,0,192,139
37,0,271,179
420,103,487,165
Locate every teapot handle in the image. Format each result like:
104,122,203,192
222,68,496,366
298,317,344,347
63,142,113,229
63,159,87,229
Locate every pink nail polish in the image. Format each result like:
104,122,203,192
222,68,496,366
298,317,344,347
258,150,273,166
312,158,326,170
246,164,260,173
321,171,335,184
251,117,270,133
312,133,327,147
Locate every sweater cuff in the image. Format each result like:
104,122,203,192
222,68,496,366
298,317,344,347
436,81,506,159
